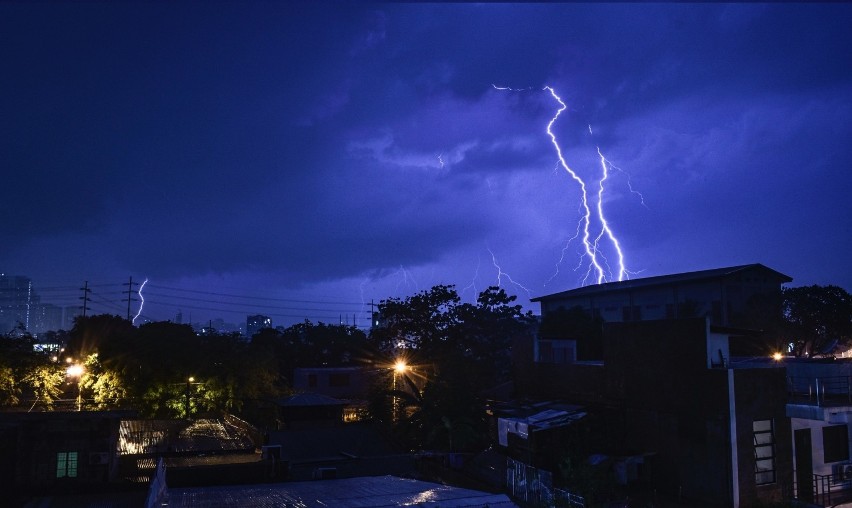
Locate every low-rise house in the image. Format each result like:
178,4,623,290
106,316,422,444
737,356,852,506
0,410,135,500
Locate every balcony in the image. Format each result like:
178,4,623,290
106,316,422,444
787,376,852,407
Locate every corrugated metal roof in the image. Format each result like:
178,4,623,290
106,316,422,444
162,475,517,507
531,263,792,302
119,419,254,455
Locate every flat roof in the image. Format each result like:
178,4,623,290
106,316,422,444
532,263,792,302
161,475,517,507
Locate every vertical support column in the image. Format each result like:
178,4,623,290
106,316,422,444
728,369,740,508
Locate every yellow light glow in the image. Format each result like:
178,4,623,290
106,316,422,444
393,361,407,373
772,352,783,361
188,376,195,383
66,364,84,377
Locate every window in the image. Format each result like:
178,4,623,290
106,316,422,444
753,420,776,485
56,451,78,478
823,425,850,463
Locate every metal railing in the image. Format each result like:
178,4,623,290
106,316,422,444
787,376,852,406
786,470,852,507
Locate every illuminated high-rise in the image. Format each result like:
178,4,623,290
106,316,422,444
0,274,36,334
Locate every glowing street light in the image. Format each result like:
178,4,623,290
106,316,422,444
772,352,784,362
394,360,407,374
66,363,85,411
185,376,195,419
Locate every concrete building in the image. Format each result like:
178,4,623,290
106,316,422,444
245,314,272,338
0,274,35,333
737,357,852,505
514,317,794,506
532,263,791,328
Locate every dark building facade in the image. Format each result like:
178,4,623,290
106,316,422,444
0,411,132,498
532,263,791,328
514,318,793,506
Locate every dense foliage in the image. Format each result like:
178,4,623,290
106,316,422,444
368,285,535,451
0,315,370,425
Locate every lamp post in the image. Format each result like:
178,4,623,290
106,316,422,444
392,360,407,422
185,377,195,419
66,363,85,411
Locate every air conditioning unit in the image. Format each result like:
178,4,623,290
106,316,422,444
89,452,110,465
843,464,852,480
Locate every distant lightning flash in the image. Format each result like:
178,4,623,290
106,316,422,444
542,86,629,284
132,278,148,325
461,255,482,301
488,248,531,298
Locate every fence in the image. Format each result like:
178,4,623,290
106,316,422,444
506,457,585,507
788,376,852,406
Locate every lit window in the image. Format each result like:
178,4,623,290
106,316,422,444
56,451,78,478
753,420,775,485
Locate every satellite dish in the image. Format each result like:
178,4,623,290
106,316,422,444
818,338,839,356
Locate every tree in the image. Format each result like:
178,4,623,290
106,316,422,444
0,331,38,406
783,285,852,357
368,285,535,451
80,353,128,410
22,364,65,410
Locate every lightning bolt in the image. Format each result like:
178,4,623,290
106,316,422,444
496,84,633,286
488,248,531,298
596,147,648,209
132,278,148,325
392,265,419,294
461,255,481,301
542,86,610,284
437,153,445,168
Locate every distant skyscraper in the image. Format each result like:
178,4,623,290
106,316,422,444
30,303,64,334
0,274,35,334
246,314,272,338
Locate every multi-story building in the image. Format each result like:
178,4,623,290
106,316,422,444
512,316,793,506
0,274,36,333
508,264,808,506
246,314,272,338
29,303,65,334
532,263,791,327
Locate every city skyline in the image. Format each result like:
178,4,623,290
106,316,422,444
2,3,851,328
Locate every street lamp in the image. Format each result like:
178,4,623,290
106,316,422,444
66,363,85,411
185,377,195,419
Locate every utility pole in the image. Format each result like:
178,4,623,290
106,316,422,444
79,281,92,317
122,276,138,321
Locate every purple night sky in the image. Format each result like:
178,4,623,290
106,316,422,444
2,3,851,329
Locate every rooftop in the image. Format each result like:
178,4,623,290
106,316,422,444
159,474,517,507
532,263,792,302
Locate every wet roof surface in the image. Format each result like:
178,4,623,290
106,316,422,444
163,475,516,507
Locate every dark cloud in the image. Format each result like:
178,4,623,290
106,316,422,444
2,2,850,326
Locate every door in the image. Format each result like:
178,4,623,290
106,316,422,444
795,428,813,503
